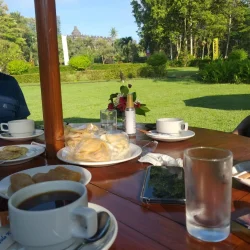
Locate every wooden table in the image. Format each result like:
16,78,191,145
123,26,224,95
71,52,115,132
1,126,250,249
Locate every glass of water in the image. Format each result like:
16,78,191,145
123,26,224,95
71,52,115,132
100,109,117,131
184,147,233,242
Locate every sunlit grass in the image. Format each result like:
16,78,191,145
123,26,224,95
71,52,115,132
21,67,250,132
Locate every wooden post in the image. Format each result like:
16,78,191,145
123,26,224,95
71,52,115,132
34,0,64,158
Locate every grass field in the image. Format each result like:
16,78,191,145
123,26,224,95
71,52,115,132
20,67,250,132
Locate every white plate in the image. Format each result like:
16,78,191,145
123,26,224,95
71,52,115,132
0,144,45,166
0,164,92,199
233,161,250,187
145,130,195,142
7,203,118,250
0,129,44,141
57,143,142,167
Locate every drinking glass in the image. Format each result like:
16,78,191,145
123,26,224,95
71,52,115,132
100,109,117,131
184,147,233,242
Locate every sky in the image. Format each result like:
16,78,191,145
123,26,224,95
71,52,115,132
3,0,139,41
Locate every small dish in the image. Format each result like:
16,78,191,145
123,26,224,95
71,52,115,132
0,129,44,142
0,164,92,199
0,144,45,166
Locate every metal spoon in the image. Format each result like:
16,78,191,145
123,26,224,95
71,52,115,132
74,211,111,249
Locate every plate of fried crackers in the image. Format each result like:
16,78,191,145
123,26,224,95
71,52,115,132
0,165,92,199
0,145,45,166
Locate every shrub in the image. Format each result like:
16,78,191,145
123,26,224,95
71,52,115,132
134,56,147,63
199,59,250,83
167,60,183,67
228,49,248,61
177,51,197,67
69,55,92,70
198,59,211,70
147,52,167,67
146,52,167,76
7,60,31,75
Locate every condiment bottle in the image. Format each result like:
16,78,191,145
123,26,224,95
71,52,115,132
125,93,136,135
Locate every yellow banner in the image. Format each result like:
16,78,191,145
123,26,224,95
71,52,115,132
213,38,219,60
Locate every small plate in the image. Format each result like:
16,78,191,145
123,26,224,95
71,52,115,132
146,130,195,142
0,144,45,166
0,164,92,199
7,203,118,250
57,143,142,167
0,129,44,141
233,161,250,187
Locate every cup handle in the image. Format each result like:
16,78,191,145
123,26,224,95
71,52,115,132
0,123,8,132
71,207,97,239
181,122,188,131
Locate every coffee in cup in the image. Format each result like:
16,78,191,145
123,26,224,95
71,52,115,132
0,119,35,137
156,118,188,134
8,181,98,250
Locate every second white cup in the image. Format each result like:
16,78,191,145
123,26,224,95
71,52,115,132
156,118,188,134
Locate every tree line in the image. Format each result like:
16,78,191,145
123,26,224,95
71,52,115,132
131,0,250,59
66,31,143,64
0,0,144,72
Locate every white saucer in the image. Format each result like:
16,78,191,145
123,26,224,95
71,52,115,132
146,130,195,142
0,129,44,141
7,203,118,250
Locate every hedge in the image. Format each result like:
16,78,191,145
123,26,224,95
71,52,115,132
27,65,74,74
14,64,164,83
89,63,145,70
14,73,40,83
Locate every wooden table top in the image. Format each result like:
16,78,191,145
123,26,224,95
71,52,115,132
1,126,250,249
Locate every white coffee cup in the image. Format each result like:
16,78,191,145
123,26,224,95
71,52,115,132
0,119,35,137
156,118,188,134
8,181,98,250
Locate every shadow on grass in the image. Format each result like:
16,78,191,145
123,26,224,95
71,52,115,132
152,68,200,83
184,94,250,110
153,76,199,83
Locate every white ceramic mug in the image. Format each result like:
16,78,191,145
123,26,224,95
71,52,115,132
156,118,188,134
8,181,98,250
0,119,35,137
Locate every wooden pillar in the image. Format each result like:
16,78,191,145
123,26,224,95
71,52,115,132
34,0,64,158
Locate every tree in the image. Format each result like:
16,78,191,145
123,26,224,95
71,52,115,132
131,0,250,59
119,37,133,62
10,12,38,63
57,16,61,35
110,27,117,45
0,1,25,70
0,39,22,72
0,3,25,45
94,38,114,64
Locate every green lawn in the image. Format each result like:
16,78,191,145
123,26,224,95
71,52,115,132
21,67,250,133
